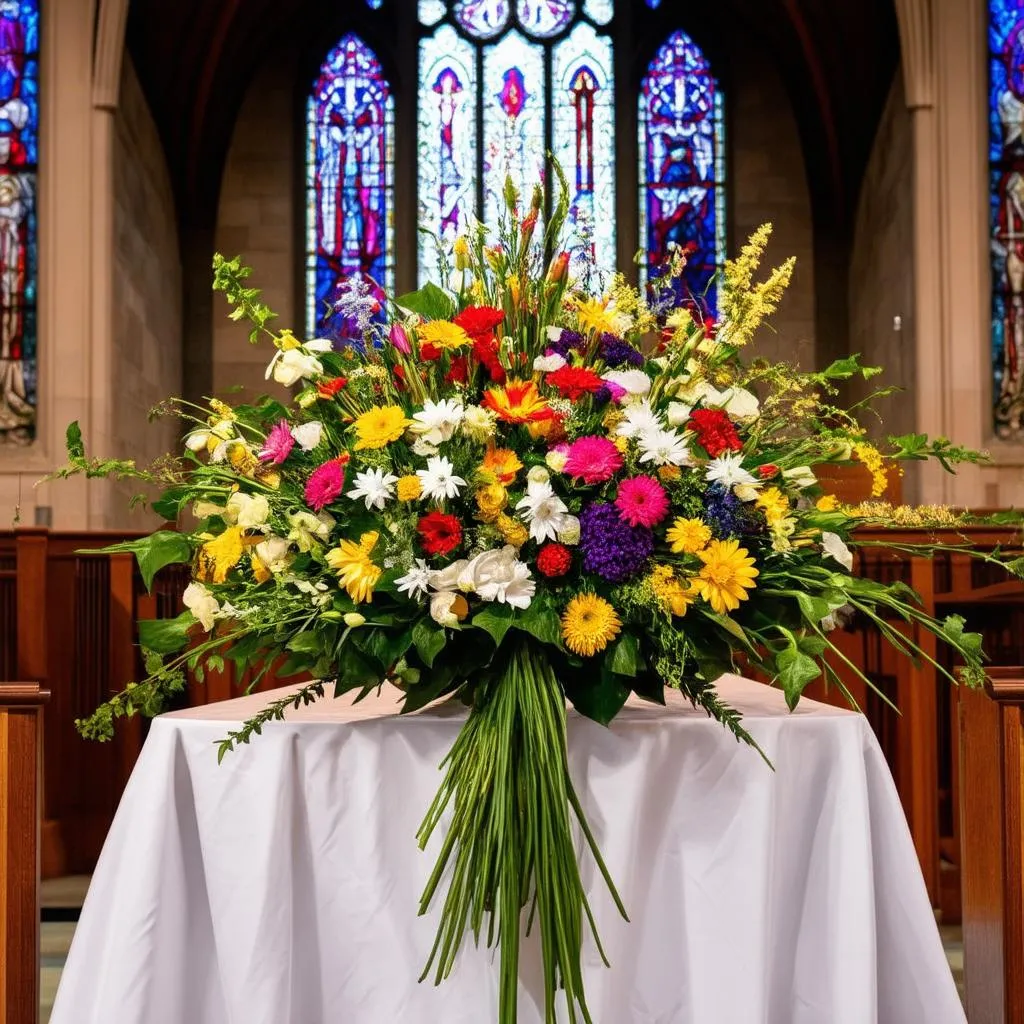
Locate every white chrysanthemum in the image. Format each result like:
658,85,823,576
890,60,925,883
706,452,759,490
557,514,581,546
411,399,465,446
395,558,432,599
348,467,398,510
417,455,467,502
615,400,662,438
637,428,694,467
411,436,440,457
527,465,550,485
515,480,571,543
602,369,651,397
290,421,323,451
461,405,496,442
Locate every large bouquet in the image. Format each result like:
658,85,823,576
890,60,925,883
59,175,1017,1023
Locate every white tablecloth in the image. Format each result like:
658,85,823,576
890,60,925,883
51,675,965,1024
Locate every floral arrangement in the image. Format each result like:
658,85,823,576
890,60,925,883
56,173,1019,1024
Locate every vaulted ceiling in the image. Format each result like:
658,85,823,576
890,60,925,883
125,0,900,235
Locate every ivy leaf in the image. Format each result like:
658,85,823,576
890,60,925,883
152,485,192,522
65,420,85,460
92,531,193,591
793,592,832,625
776,644,821,710
608,632,642,677
473,604,515,646
352,626,413,671
395,282,454,321
412,618,447,667
401,666,463,714
138,611,195,654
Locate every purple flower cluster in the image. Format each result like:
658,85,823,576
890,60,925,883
546,329,586,359
579,502,653,583
600,334,644,368
703,485,762,538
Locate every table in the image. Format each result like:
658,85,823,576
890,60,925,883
50,675,965,1024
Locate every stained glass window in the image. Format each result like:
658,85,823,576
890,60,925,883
990,1,1024,436
306,34,394,343
418,0,616,285
639,29,725,316
0,0,37,446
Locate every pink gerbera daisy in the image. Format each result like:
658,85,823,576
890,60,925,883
259,420,295,464
564,436,624,485
615,476,670,528
305,456,350,511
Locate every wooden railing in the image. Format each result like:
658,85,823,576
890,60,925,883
0,682,47,1024
960,667,1024,1024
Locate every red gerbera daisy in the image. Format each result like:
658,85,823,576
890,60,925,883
420,342,443,361
445,355,469,385
417,511,463,556
546,365,604,401
687,408,743,458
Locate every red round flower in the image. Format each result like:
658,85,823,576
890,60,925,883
758,463,779,479
472,335,507,383
420,342,443,361
537,543,572,578
454,304,505,341
546,365,604,400
445,355,469,385
687,408,742,458
418,512,463,556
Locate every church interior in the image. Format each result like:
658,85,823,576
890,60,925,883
3,0,1024,1020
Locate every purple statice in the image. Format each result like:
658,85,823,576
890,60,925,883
599,333,644,368
593,384,613,406
579,502,654,583
703,485,763,538
546,328,586,359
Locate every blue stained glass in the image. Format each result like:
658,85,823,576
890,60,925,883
0,0,38,445
638,30,725,316
990,0,1024,436
306,34,394,344
516,0,575,37
646,0,662,8
365,0,384,8
454,0,510,38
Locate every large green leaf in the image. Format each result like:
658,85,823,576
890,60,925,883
352,625,413,671
608,632,642,677
93,531,193,591
514,597,563,647
138,611,195,654
395,282,454,321
400,666,463,714
776,644,821,710
152,485,192,523
938,614,984,663
412,619,447,667
286,631,324,654
565,663,630,726
334,646,382,692
473,604,515,646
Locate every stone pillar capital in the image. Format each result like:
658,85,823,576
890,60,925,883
895,0,935,111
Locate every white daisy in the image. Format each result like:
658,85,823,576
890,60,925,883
515,480,571,543
417,455,467,502
706,452,759,490
411,399,464,446
348,467,398,510
615,400,662,438
638,428,694,467
395,558,432,599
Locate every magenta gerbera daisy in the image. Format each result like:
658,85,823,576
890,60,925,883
259,420,295,464
615,476,670,528
564,435,624,485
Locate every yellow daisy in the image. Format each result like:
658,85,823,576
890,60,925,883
475,483,508,522
496,513,528,548
352,405,411,450
561,594,622,657
418,320,471,350
481,446,523,484
396,474,422,501
692,539,759,615
326,531,382,604
195,526,245,584
666,517,712,555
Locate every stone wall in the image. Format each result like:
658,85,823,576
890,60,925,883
110,57,183,527
212,56,298,405
847,70,916,459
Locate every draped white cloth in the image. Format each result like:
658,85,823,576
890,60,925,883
51,675,965,1024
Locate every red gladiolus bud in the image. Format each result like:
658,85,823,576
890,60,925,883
547,251,570,283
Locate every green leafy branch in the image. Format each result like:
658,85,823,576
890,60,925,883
214,680,327,764
212,253,278,344
887,432,990,472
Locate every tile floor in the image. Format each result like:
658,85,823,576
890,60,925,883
39,876,967,1023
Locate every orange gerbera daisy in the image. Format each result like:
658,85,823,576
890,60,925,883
481,380,553,424
481,446,523,484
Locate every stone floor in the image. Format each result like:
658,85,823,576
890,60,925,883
38,876,966,1022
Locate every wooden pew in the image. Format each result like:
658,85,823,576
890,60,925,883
960,668,1024,1024
0,682,48,1024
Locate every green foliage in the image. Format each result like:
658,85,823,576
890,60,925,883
138,611,195,654
394,282,455,321
472,604,515,646
888,433,989,471
93,531,193,591
211,253,277,343
412,619,447,667
607,632,642,677
215,681,327,763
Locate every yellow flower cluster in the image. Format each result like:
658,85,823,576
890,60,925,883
648,565,694,617
475,483,508,522
196,526,245,584
755,487,790,528
496,513,528,547
396,475,422,501
575,297,620,336
843,501,968,527
816,494,839,512
853,442,888,498
326,531,381,603
719,224,795,347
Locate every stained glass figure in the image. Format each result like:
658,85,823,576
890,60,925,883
639,29,725,316
990,0,1024,436
306,34,394,344
0,0,37,446
418,25,478,284
516,0,574,37
454,0,510,38
553,23,615,277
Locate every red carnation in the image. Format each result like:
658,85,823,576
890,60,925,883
417,511,463,556
454,305,505,341
420,342,443,361
758,464,779,479
536,542,572,578
472,335,506,383
317,376,347,400
445,355,469,385
546,365,603,400
687,408,743,458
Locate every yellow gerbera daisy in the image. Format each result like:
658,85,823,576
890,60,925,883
692,539,759,615
475,483,508,522
561,593,622,657
196,526,245,584
418,320,471,350
396,474,422,501
352,405,411,450
756,487,791,528
666,517,712,555
326,531,382,604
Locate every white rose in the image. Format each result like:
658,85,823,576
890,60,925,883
428,559,470,594
290,421,323,451
183,582,220,632
185,431,210,452
269,348,324,387
602,369,651,397
533,353,567,372
224,492,270,530
821,531,854,571
719,387,760,422
667,401,693,427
